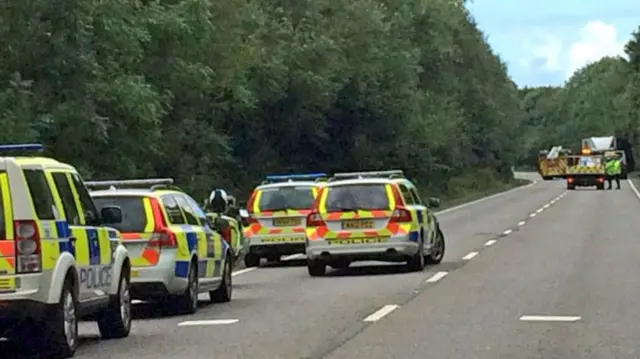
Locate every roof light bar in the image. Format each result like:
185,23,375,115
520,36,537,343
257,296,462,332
263,173,328,184
0,144,45,153
332,170,404,179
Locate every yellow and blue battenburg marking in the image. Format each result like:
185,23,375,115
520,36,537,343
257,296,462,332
56,220,74,256
174,225,230,279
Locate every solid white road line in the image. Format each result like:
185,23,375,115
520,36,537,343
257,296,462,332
628,179,640,199
425,271,448,283
519,315,581,322
518,221,526,226
281,253,306,261
436,180,538,215
232,267,257,276
364,305,399,322
484,240,497,246
462,252,478,260
502,229,513,235
178,319,239,326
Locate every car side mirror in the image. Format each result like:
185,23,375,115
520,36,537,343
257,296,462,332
427,197,441,208
101,206,123,224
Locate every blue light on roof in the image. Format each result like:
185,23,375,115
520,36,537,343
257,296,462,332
0,144,45,153
264,173,327,181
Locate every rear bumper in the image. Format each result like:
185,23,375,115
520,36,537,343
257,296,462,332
566,174,604,186
306,237,419,263
245,235,306,256
129,251,188,298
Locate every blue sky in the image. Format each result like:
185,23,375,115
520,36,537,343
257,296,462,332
467,0,639,87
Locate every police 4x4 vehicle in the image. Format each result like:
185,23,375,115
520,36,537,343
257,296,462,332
243,173,327,267
87,178,233,315
304,170,445,276
0,144,131,358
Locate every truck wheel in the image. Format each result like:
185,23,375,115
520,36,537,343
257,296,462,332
210,255,232,303
98,267,132,338
567,184,575,190
597,184,605,190
43,278,78,358
308,259,326,276
244,253,260,267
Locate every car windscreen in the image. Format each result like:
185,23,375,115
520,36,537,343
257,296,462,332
324,184,390,211
93,195,148,233
257,186,315,211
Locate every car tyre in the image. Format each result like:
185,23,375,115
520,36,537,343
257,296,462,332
425,228,445,265
308,259,326,276
210,255,233,303
43,277,78,359
98,267,132,339
407,239,425,272
244,253,260,268
176,261,198,315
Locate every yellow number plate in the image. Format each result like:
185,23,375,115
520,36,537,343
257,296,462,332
0,277,16,292
130,270,141,278
327,237,388,245
273,218,301,227
341,220,374,230
261,237,305,243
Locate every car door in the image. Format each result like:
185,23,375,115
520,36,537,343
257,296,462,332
50,171,111,302
408,185,435,246
174,194,209,281
397,182,424,242
182,194,227,281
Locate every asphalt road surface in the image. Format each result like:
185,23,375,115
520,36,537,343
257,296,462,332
7,172,640,358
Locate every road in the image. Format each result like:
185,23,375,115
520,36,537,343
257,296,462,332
6,172,640,358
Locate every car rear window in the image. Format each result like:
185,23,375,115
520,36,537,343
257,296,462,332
257,186,315,211
93,196,148,233
325,184,390,211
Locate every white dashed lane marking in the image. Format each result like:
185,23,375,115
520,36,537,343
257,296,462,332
484,239,497,247
462,252,478,260
178,319,239,326
530,213,536,217
519,315,581,322
502,229,512,235
363,305,399,322
425,271,448,283
518,221,526,226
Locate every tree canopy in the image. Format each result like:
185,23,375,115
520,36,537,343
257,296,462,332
0,0,526,200
516,27,640,170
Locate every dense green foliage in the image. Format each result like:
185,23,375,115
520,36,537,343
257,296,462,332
517,27,640,169
0,0,523,200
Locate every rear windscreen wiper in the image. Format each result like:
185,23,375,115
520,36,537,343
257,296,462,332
335,207,358,213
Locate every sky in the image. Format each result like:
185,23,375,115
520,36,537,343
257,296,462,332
466,0,639,87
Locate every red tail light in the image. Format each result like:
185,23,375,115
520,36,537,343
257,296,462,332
14,220,42,273
148,198,177,248
306,212,326,227
248,215,259,225
598,177,604,182
567,177,574,183
390,207,412,223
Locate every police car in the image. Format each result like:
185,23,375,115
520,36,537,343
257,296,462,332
304,170,445,276
243,173,327,267
0,144,131,358
87,178,233,315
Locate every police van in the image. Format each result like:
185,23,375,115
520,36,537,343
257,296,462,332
0,144,131,358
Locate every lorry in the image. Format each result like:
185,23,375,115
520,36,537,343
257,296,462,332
565,150,606,190
537,146,571,180
581,136,629,179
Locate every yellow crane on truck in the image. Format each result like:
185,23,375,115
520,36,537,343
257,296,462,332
538,146,571,180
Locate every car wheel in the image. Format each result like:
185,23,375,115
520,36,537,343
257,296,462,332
176,262,198,314
425,228,445,264
407,239,425,272
98,267,132,338
308,259,326,276
210,255,232,303
43,278,78,359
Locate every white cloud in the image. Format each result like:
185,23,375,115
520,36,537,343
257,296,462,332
519,20,627,79
567,21,626,75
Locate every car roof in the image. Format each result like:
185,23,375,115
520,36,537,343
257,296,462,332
90,188,185,198
256,181,323,190
325,178,413,187
0,156,76,171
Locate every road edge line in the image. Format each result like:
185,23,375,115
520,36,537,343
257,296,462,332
628,178,640,200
